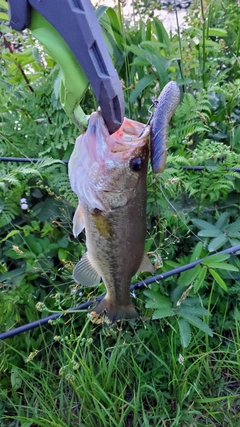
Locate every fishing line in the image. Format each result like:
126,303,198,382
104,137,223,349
1,244,239,341
138,100,157,137
159,179,207,247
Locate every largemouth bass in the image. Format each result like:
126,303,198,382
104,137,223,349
68,110,154,323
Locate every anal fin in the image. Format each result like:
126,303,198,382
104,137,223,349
138,253,155,273
73,253,101,287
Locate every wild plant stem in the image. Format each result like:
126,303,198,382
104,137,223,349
200,0,207,89
205,279,214,352
174,0,184,83
237,17,240,57
71,318,91,359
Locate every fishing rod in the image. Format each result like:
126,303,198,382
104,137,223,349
1,244,239,341
1,157,240,172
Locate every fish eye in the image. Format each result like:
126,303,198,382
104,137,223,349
130,157,143,172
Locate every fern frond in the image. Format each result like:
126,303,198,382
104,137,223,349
0,199,19,228
36,158,64,169
171,91,212,143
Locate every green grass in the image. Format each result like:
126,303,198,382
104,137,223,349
1,0,240,425
1,311,240,427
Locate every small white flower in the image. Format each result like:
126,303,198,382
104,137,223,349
178,354,185,365
20,198,28,210
193,36,199,45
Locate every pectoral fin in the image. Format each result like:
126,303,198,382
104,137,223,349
73,204,85,237
73,253,101,287
138,253,155,273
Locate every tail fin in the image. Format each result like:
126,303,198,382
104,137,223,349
90,298,138,325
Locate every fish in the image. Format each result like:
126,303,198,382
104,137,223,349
68,109,154,323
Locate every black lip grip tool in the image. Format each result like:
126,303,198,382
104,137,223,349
8,0,124,134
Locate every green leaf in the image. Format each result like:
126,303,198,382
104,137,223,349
202,261,238,271
144,290,171,309
0,267,26,282
180,313,213,336
215,212,230,229
141,41,167,50
96,5,108,20
106,7,124,49
203,254,230,263
0,0,8,10
25,235,42,255
225,220,240,233
171,285,187,304
143,50,169,87
127,44,147,59
209,269,228,291
153,17,170,52
0,24,10,33
198,229,222,237
178,305,209,317
21,422,33,427
178,264,201,287
194,265,207,292
178,318,192,348
208,234,228,252
228,232,240,238
41,222,54,237
201,39,220,47
190,242,203,262
146,19,151,41
208,27,228,37
11,367,22,390
132,58,149,67
152,306,175,319
58,248,68,262
1,230,20,242
0,12,8,20
58,236,69,248
130,74,156,103
192,219,218,230
177,77,193,86
229,238,240,247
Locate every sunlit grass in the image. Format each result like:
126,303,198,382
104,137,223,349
1,313,240,426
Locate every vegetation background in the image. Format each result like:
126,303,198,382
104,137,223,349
0,0,240,425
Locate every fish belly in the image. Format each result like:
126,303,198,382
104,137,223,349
84,193,146,322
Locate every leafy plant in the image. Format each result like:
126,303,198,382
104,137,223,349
144,284,213,348
192,213,240,252
1,1,240,425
